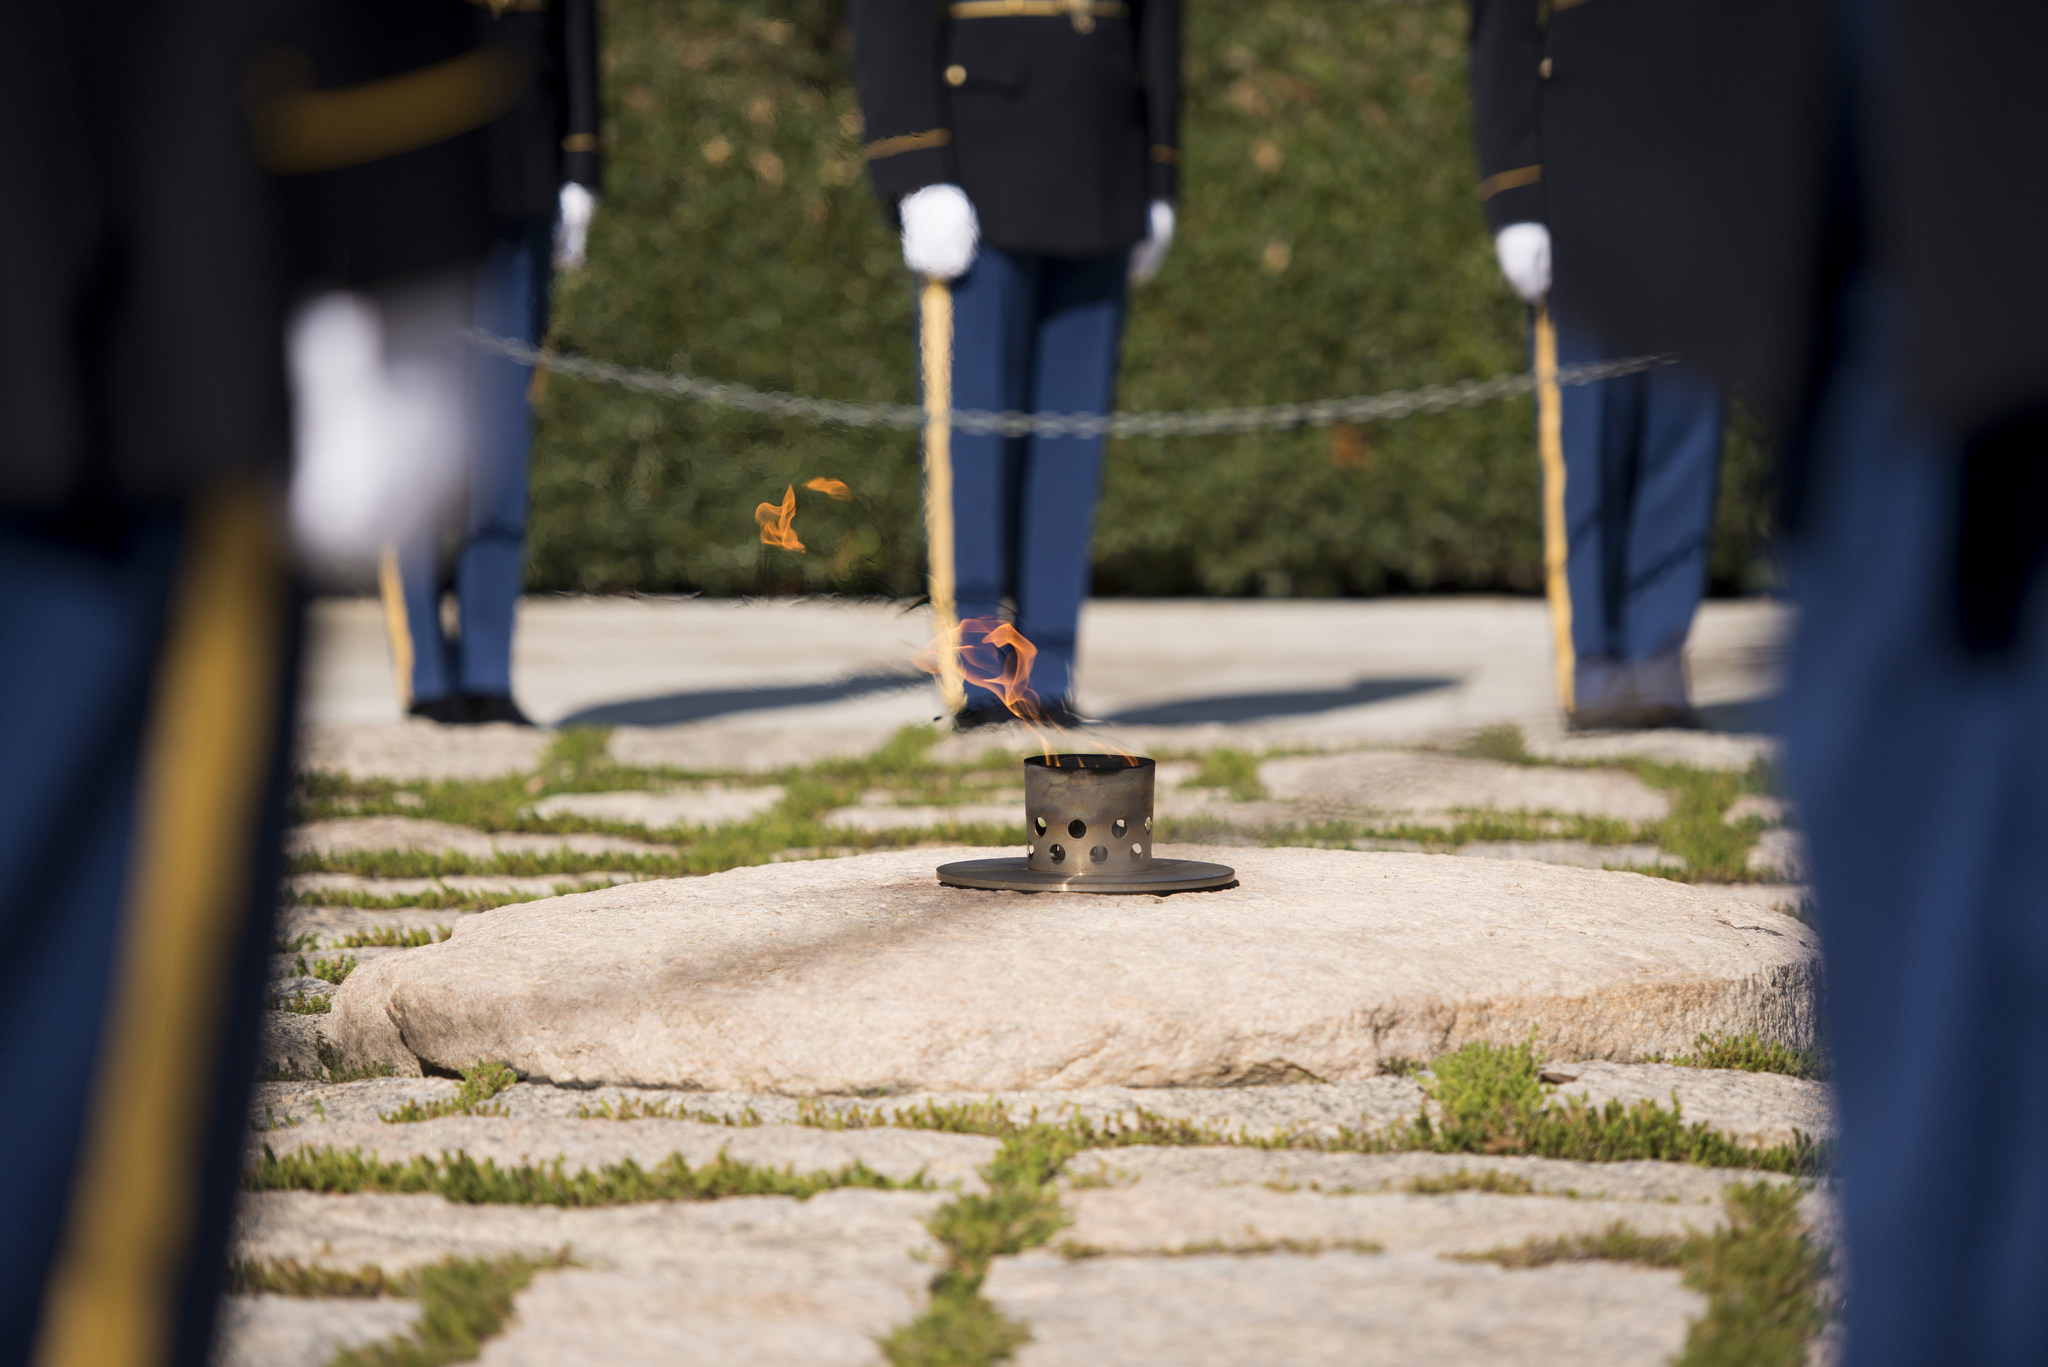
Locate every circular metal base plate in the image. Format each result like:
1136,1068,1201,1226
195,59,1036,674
936,857,1238,895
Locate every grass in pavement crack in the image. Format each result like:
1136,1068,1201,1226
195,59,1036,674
334,925,451,948
382,1063,518,1122
1463,1182,1830,1367
330,1252,570,1367
1660,1032,1828,1081
1402,1034,1827,1176
248,1145,927,1205
880,1126,1079,1367
1181,748,1269,801
802,1038,1827,1177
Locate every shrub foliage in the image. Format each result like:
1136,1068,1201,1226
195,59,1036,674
530,0,1774,597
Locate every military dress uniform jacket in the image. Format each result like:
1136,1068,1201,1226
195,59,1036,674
1466,0,1829,424
850,0,1181,257
1471,0,2048,438
471,0,603,218
0,0,511,510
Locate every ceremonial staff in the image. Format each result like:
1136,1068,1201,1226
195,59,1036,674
920,276,967,712
1533,303,1574,715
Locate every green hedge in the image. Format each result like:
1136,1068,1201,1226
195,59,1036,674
530,0,1773,597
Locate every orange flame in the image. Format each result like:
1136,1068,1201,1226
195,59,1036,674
755,485,804,552
911,617,1140,765
804,477,853,501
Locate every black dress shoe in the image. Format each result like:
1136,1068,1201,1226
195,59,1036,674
1033,695,1095,729
952,702,1016,732
407,696,470,725
464,693,535,726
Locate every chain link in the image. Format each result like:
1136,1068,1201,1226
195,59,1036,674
469,330,1670,439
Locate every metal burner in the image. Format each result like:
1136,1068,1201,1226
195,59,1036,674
937,754,1237,894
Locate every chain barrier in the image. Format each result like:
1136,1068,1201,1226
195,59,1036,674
469,330,1670,439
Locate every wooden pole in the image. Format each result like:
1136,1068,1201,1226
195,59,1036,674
1534,304,1575,715
377,545,414,711
920,277,967,713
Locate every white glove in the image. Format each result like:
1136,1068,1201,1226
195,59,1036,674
1494,222,1552,303
555,182,596,270
899,183,979,280
1128,200,1176,285
287,276,469,573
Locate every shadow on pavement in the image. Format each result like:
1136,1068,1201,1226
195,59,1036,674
1693,695,1782,734
558,672,926,728
1104,677,1457,726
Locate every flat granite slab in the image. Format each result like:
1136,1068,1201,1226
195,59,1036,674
328,847,1818,1092
984,1250,1701,1367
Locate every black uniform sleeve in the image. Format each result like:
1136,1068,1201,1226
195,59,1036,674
1468,0,1545,231
1138,0,1182,203
850,0,953,201
560,0,602,191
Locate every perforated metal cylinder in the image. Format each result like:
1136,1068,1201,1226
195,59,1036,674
1023,754,1154,875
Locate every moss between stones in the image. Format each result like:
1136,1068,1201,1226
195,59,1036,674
1662,1032,1828,1081
381,1063,518,1123
1463,1182,1831,1367
294,720,1794,887
246,1145,927,1205
865,1045,1829,1367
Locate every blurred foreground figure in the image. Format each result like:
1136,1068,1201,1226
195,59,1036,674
0,3,499,1361
388,0,603,727
851,0,1181,729
1536,0,2048,1359
1468,0,1728,729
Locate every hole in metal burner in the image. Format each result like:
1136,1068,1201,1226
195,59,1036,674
1144,816,1153,832
1112,818,1128,838
1068,819,1087,838
1090,845,1107,863
1028,845,1037,856
1049,843,1065,863
1034,816,1048,835
1131,843,1143,858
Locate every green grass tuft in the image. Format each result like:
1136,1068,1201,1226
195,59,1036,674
1665,1033,1828,1081
1181,748,1268,801
1406,1168,1536,1196
1676,1182,1832,1367
1463,1220,1690,1269
285,953,357,986
879,1126,1077,1367
1404,1035,1825,1175
382,1063,519,1123
267,993,332,1015
1463,1182,1829,1364
229,1258,403,1298
335,925,452,949
1455,724,1531,765
330,1253,569,1367
248,1145,925,1205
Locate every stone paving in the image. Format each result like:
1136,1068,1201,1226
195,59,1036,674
225,594,1833,1366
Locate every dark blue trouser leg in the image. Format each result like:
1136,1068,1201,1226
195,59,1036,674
1786,289,2048,1367
0,511,178,1351
0,494,298,1365
403,216,551,704
1554,314,1723,706
939,248,1125,708
457,218,551,697
946,248,1037,710
1012,255,1127,704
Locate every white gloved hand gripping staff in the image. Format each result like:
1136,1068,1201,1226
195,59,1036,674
900,183,980,281
1128,200,1176,284
1494,221,1552,303
555,182,596,270
286,274,470,572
